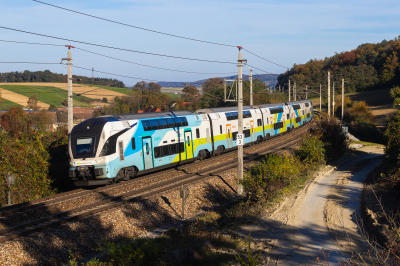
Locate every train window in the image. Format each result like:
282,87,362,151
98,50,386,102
154,146,162,158
243,111,252,118
244,129,250,138
293,104,300,110
196,128,200,139
187,136,190,146
179,142,185,152
131,138,135,150
267,118,269,124
118,141,124,161
158,119,167,129
142,120,151,131
166,118,175,128
257,119,262,127
170,143,178,154
220,125,222,134
162,145,171,156
233,132,238,140
171,139,176,142
163,141,167,144
149,120,159,130
76,137,95,157
183,117,188,126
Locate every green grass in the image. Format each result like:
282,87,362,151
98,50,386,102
350,140,385,147
81,84,132,95
161,87,182,91
164,92,182,100
0,85,93,108
0,98,23,109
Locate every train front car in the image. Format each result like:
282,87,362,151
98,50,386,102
69,116,137,186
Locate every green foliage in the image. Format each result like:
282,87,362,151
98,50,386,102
235,231,261,266
48,104,58,111
102,97,108,103
0,69,125,87
385,87,400,156
311,114,348,161
242,154,302,202
295,134,325,164
0,107,70,206
277,36,400,92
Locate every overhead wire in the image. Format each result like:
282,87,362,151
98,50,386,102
0,26,236,64
32,0,289,69
0,61,61,64
0,39,237,75
32,0,236,48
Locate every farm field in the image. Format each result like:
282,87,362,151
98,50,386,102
0,83,127,104
81,84,132,95
0,85,93,108
0,97,23,109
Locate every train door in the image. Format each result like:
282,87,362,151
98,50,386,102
226,124,232,148
184,131,193,159
142,137,153,169
250,120,255,142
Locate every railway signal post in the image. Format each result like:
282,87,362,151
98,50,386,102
62,45,75,133
237,47,247,195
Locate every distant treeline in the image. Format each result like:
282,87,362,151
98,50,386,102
277,36,400,93
0,70,125,87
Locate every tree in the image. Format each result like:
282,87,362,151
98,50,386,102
182,85,199,101
133,81,147,91
48,104,58,111
61,99,68,106
202,78,223,93
148,82,161,93
27,94,39,110
102,97,108,103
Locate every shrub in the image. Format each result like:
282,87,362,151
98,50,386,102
242,154,302,202
295,134,325,165
311,114,348,161
102,97,108,103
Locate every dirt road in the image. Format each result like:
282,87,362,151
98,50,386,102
235,146,384,265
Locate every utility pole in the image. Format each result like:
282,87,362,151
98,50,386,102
224,78,226,102
320,84,322,110
306,85,308,99
288,79,291,102
62,45,75,133
342,78,344,123
237,46,246,195
249,69,253,105
332,82,335,115
92,67,94,85
328,70,331,116
294,81,296,101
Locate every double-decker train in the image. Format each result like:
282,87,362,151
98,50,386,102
69,100,313,186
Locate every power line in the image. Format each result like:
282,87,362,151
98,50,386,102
0,61,61,64
243,48,289,69
0,39,237,75
0,26,236,64
33,0,236,48
76,48,237,75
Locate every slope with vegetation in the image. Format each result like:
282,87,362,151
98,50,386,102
277,36,400,93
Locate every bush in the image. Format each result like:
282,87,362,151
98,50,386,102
295,134,325,165
102,97,108,103
311,114,348,161
242,154,302,202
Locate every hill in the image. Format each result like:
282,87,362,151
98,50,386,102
157,74,279,88
277,36,400,93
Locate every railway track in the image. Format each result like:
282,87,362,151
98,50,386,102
0,123,311,244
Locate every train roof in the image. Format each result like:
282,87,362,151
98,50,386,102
99,110,194,121
195,106,253,114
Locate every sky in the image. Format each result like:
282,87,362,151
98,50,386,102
1,0,400,87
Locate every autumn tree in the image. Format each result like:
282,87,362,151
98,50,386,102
48,104,58,111
148,82,161,93
202,78,223,93
182,85,199,101
27,94,39,110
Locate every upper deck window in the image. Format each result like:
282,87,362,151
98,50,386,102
143,117,188,131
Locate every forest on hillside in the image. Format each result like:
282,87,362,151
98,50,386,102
277,36,400,93
0,70,125,88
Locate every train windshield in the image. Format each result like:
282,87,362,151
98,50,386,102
76,137,96,158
